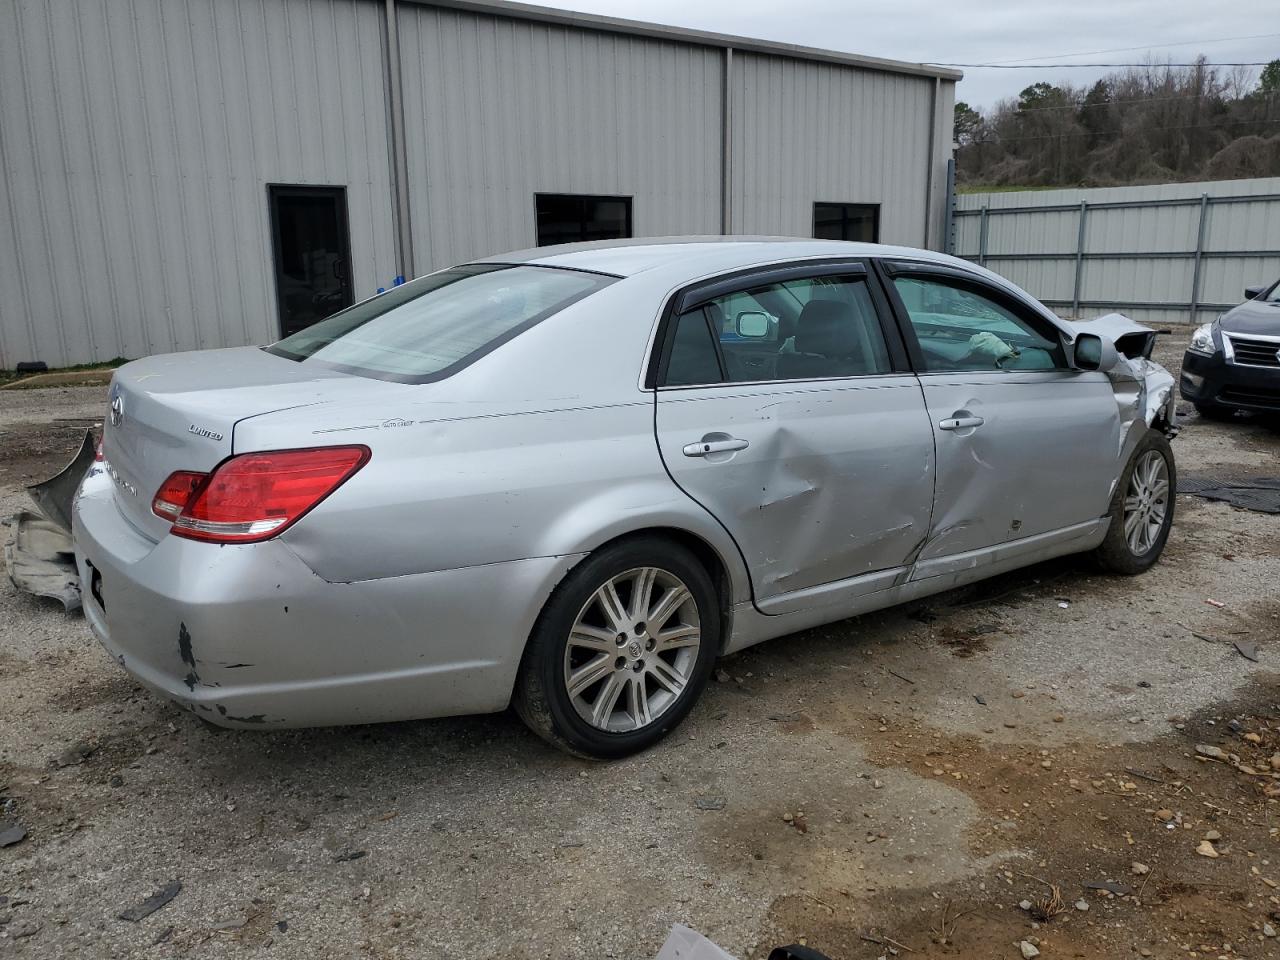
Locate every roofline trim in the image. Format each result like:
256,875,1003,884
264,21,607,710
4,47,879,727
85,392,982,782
397,0,964,81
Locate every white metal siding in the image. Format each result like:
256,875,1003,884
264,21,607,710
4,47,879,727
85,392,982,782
0,0,398,368
1,0,954,366
955,178,1280,327
397,7,724,270
729,53,937,246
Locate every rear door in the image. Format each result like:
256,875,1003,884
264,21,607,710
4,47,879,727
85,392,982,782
651,261,936,611
878,261,1120,571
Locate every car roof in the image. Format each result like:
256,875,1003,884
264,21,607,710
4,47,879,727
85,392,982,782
475,236,966,281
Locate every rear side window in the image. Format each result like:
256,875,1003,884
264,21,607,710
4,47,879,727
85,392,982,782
665,311,722,386
267,264,615,383
661,274,892,386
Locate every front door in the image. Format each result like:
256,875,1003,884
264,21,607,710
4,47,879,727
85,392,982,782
268,185,354,337
880,263,1121,570
652,262,936,611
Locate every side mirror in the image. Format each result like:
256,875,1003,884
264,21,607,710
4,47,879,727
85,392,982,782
1244,285,1265,300
735,311,770,338
1073,332,1118,371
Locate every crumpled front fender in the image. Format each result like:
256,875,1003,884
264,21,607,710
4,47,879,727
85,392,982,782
1065,313,1176,463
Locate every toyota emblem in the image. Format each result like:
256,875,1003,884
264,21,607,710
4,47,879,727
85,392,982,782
109,392,125,428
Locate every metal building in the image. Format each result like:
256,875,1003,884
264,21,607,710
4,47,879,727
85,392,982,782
0,0,959,368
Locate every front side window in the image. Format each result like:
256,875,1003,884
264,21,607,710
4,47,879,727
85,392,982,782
267,264,615,383
536,194,632,246
892,275,1066,373
662,274,892,385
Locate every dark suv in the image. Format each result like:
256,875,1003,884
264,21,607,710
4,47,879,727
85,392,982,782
1181,278,1280,418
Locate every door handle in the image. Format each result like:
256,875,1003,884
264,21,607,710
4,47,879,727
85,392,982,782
938,416,985,431
683,438,750,457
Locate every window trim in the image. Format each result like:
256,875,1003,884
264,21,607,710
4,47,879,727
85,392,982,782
813,201,881,243
648,258,911,390
534,193,633,247
874,260,1072,376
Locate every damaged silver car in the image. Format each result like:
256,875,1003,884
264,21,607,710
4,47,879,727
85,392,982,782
44,238,1177,757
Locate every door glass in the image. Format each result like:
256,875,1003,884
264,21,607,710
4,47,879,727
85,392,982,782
270,186,354,337
892,276,1065,372
663,275,891,385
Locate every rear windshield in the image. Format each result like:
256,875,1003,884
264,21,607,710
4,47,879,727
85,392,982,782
267,264,616,383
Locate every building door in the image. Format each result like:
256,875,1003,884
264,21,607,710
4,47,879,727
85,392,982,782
268,185,354,337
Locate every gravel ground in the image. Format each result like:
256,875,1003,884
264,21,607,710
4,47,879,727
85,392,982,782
2,339,1279,959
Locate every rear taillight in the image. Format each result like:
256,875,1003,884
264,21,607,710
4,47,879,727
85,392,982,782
161,446,369,544
152,470,208,519
94,437,104,462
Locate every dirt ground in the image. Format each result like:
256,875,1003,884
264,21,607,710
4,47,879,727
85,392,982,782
2,339,1279,960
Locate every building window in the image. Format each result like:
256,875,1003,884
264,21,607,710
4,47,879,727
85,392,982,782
535,194,632,246
813,202,880,243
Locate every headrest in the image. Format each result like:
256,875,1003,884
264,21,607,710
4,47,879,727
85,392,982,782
794,299,858,357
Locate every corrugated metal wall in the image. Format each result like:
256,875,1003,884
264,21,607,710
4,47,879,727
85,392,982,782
729,54,944,246
397,6,724,270
0,0,955,367
954,178,1280,328
0,0,398,369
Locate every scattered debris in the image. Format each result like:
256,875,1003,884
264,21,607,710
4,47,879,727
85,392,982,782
931,901,978,946
1130,861,1150,876
0,821,27,847
694,797,726,811
1177,475,1280,514
333,849,367,863
1083,880,1132,896
1196,840,1220,859
1019,873,1065,921
654,923,739,960
1074,899,1089,912
1195,744,1229,761
974,694,987,706
1019,940,1041,958
714,668,731,683
118,881,182,922
53,741,96,768
1233,640,1259,663
1204,598,1226,608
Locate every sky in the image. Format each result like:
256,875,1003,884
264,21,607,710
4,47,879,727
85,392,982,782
550,0,1280,110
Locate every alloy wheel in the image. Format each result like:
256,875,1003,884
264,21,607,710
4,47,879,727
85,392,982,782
562,566,701,733
1123,449,1170,556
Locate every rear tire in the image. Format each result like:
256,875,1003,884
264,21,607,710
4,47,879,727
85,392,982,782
1093,431,1176,575
513,537,719,759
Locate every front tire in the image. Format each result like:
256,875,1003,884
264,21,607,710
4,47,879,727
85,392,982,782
513,537,719,758
1093,431,1176,575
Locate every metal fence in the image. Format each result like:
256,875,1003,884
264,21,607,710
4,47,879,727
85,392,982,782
951,177,1280,327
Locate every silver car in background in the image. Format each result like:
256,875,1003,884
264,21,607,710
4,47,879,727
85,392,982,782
74,238,1177,757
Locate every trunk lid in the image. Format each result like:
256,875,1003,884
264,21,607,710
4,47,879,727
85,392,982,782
100,346,393,541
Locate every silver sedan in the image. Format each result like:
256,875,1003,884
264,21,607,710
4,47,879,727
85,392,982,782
73,238,1177,757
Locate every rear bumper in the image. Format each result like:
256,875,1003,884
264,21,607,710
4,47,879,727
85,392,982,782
1180,350,1280,411
72,469,583,729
